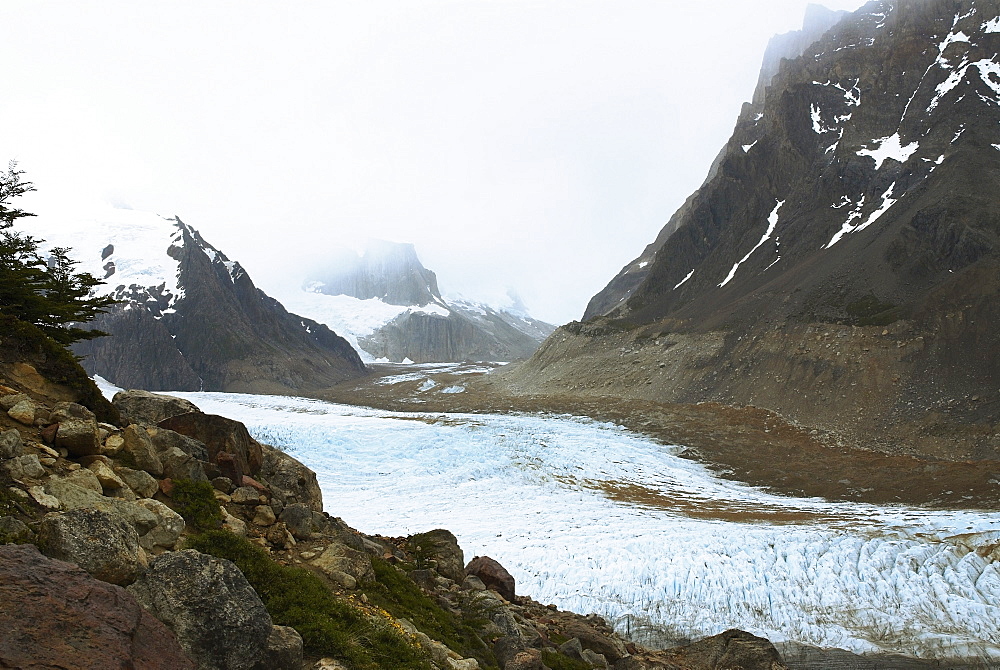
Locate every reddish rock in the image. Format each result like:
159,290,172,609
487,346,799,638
40,423,58,444
242,475,268,493
160,412,262,482
159,477,175,496
465,555,516,602
0,543,194,669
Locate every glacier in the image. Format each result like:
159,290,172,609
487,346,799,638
151,389,999,662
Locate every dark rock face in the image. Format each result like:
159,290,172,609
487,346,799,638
114,389,202,425
260,442,324,512
127,549,274,670
159,412,263,482
312,239,443,307
0,544,194,669
413,528,466,582
73,217,366,393
466,555,515,602
514,0,1000,460
37,508,144,586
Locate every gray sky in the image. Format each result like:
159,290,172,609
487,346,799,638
2,1,867,325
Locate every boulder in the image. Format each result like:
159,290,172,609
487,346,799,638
2,453,45,480
413,528,465,581
311,541,375,583
127,549,275,670
253,504,276,526
113,389,202,426
562,619,627,663
38,508,144,586
493,636,527,668
159,445,209,482
62,466,104,492
114,465,160,498
135,498,186,551
231,485,262,504
466,555,516,602
44,479,159,535
7,399,39,426
259,625,304,670
123,424,164,477
0,544,194,669
49,401,96,424
55,418,102,456
87,458,128,490
103,432,125,455
664,629,788,670
147,425,211,461
470,590,522,638
0,428,23,459
260,442,324,511
0,392,29,411
159,412,262,482
265,522,295,549
279,502,317,540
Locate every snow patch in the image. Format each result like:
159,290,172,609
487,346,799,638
719,200,783,288
673,270,694,290
440,385,465,394
741,140,758,153
984,17,1000,33
826,184,898,248
857,133,918,169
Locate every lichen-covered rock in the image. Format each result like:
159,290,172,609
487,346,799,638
413,528,466,581
159,445,209,482
279,502,317,540
147,425,211,461
49,401,96,424
113,389,201,426
0,392,29,411
0,516,33,543
0,428,23,459
259,625,304,670
127,549,274,670
37,508,144,586
253,504,276,526
0,544,194,669
231,485,261,504
2,453,45,480
504,648,544,670
135,498,186,551
123,424,164,477
87,458,128,490
114,465,159,498
62,466,104,492
260,442,323,511
663,629,788,670
7,399,39,426
466,555,516,602
44,479,159,535
55,418,102,456
311,542,375,583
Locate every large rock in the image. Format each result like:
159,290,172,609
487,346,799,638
260,442,323,512
135,498,186,551
147,425,211,461
0,428,23,459
260,625,304,670
37,508,144,586
44,478,159,535
2,453,45,480
664,629,788,670
113,389,202,426
466,555,515,602
49,400,96,424
412,528,465,581
114,464,160,498
123,424,164,477
311,541,375,583
55,418,102,455
159,412,263,482
128,549,275,670
0,544,194,669
561,619,627,663
7,398,39,425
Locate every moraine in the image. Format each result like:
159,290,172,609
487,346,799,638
164,390,1000,664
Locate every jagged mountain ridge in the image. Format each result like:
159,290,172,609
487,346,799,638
504,0,1000,460
297,240,555,363
40,210,367,392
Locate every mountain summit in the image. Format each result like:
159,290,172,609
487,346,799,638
504,0,1000,460
37,210,366,392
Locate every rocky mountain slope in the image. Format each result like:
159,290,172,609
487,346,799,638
284,240,555,363
0,340,790,670
503,0,1000,461
35,209,366,393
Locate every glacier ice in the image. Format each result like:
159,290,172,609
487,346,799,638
172,391,1000,661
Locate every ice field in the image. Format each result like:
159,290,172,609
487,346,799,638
174,391,1000,661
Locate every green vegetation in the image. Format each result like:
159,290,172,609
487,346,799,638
360,556,497,668
541,649,596,670
187,530,431,669
0,162,114,345
171,479,223,531
844,295,907,327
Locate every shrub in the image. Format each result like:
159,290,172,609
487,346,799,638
188,530,430,669
171,479,223,531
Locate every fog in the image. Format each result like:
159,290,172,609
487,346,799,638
1,1,867,324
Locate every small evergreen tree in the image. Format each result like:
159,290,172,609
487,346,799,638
0,161,114,345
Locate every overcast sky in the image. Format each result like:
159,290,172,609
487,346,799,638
1,1,868,325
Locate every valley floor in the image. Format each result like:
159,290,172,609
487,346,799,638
314,362,1000,511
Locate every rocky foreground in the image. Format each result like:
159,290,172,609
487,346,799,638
0,365,789,670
